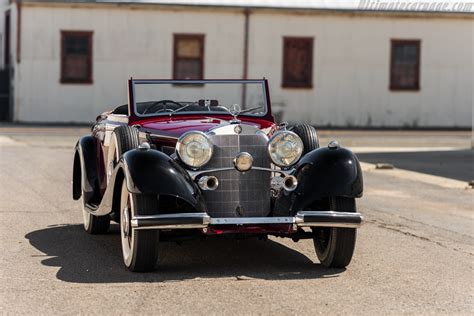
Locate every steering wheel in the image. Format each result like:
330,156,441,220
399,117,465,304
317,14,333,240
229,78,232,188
216,105,230,112
155,108,174,114
142,100,183,114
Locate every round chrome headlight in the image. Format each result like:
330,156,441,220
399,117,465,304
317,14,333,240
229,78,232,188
268,131,304,167
176,131,213,168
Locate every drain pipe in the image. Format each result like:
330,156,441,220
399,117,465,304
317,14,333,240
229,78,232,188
16,0,22,64
241,8,250,107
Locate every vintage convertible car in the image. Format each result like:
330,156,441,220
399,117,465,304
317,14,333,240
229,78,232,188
73,79,364,272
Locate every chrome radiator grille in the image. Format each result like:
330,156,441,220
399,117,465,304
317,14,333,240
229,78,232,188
202,131,271,218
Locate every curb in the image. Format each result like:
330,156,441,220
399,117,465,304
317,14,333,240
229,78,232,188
360,162,470,190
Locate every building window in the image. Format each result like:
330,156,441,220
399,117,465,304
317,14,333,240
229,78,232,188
390,40,420,90
282,37,313,88
173,34,204,80
61,31,93,84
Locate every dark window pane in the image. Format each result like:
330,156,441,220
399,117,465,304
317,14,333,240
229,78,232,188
282,38,313,88
61,31,92,83
173,34,204,80
64,36,89,55
175,59,201,79
394,45,417,65
390,40,420,90
63,56,88,80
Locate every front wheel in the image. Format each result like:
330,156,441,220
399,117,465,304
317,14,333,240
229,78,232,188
312,197,357,268
82,207,110,234
120,181,159,272
81,187,110,234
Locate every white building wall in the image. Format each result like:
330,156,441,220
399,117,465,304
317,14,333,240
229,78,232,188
15,5,245,123
248,11,473,127
14,4,474,127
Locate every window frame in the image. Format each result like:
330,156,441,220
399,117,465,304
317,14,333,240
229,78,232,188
172,33,205,80
390,39,421,91
282,36,314,89
60,30,93,84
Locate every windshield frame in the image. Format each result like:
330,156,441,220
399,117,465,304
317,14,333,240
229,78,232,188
128,79,271,121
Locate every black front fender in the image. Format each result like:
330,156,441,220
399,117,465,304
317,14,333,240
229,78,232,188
73,135,100,204
284,146,363,213
121,149,207,213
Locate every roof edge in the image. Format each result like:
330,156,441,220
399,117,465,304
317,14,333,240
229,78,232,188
17,0,474,19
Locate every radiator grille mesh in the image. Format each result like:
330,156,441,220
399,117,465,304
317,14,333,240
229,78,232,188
203,132,271,218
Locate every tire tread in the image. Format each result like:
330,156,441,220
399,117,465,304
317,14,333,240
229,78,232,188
291,124,319,154
86,214,110,234
313,197,357,268
129,194,159,272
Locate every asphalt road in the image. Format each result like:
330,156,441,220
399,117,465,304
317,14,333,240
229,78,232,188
0,129,473,314
357,150,474,182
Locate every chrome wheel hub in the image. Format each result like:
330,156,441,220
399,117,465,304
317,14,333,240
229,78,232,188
122,207,130,238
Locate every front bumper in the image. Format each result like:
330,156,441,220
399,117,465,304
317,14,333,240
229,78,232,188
130,211,363,230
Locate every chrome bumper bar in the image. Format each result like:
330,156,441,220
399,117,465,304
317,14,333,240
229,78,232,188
130,211,363,230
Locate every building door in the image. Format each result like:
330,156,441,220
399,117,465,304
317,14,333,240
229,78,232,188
0,10,11,121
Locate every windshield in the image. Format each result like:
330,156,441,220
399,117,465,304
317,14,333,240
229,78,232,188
132,80,268,117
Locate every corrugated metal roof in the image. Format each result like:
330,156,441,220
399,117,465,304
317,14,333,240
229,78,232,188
24,0,474,13
104,0,360,10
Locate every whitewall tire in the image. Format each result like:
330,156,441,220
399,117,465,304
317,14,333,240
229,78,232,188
120,181,159,272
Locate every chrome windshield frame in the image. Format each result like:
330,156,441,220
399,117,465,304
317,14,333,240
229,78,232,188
130,79,269,119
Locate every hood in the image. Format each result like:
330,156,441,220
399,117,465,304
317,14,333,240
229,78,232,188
138,115,275,139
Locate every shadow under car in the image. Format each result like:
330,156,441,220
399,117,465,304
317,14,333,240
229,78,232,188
25,224,344,283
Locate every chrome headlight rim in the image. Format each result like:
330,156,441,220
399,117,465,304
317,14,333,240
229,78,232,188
267,130,304,167
176,131,213,169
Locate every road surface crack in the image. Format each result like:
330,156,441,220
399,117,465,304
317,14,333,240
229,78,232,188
367,219,474,256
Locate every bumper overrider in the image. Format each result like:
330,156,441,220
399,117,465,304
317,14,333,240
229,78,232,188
130,211,364,231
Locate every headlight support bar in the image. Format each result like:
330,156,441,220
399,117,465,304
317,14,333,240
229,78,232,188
188,166,295,180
